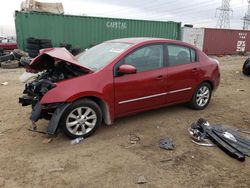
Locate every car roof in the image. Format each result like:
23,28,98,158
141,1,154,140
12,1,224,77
107,37,174,44
106,37,199,50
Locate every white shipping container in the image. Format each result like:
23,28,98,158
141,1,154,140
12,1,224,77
181,27,204,50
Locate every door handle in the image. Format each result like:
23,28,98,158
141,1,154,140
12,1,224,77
156,75,164,80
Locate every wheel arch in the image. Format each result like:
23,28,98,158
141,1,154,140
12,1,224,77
74,96,112,125
201,80,214,91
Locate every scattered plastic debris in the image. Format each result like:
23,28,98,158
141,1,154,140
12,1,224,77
129,133,140,145
1,82,8,86
160,158,172,163
136,175,147,184
159,137,175,150
48,167,64,173
70,137,84,145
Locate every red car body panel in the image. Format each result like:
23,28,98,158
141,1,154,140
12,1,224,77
33,38,219,124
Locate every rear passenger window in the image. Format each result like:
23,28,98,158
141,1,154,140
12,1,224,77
167,45,196,66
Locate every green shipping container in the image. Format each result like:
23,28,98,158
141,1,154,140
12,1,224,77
15,11,181,50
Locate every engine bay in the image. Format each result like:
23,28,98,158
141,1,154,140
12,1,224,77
19,60,87,107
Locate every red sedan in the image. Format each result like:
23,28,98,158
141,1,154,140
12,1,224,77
19,38,220,139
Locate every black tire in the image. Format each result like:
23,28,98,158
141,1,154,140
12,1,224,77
40,44,53,49
1,60,19,69
26,37,40,44
0,54,14,62
189,82,212,110
13,49,28,60
26,43,40,50
243,58,250,76
26,49,39,58
60,43,72,50
60,99,102,139
39,39,51,44
71,47,82,56
20,56,32,67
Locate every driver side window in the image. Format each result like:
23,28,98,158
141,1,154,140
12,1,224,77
123,45,163,73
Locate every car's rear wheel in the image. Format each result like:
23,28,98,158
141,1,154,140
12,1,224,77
190,82,212,110
60,99,102,139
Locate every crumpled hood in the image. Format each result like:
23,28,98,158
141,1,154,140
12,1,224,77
29,48,90,72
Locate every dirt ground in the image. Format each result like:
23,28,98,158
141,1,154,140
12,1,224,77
0,56,250,188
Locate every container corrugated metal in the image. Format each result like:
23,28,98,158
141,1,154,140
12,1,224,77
15,11,181,50
181,27,204,50
203,28,250,55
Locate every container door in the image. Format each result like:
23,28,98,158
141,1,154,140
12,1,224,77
114,44,167,116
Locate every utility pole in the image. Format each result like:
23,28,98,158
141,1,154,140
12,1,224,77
242,0,250,30
216,0,233,29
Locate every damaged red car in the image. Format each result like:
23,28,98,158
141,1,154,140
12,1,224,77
19,38,220,139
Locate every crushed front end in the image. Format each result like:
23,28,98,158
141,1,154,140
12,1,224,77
19,48,90,134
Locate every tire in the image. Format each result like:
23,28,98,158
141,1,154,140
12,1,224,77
20,56,32,67
26,37,40,44
60,43,72,50
40,44,53,49
0,54,14,62
13,49,28,60
26,43,40,50
189,82,212,110
39,39,51,44
243,58,250,76
60,99,102,139
71,47,82,56
26,49,39,58
1,60,19,69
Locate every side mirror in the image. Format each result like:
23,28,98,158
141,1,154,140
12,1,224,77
118,64,137,74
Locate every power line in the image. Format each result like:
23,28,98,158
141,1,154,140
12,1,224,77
216,0,233,28
242,0,250,30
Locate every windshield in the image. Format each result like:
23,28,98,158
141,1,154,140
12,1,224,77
76,42,132,71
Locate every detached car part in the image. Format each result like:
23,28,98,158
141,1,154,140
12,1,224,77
189,118,250,161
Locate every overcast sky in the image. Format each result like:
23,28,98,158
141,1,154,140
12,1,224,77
0,0,249,36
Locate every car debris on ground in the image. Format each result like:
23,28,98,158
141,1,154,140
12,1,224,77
47,167,64,173
1,82,8,86
189,118,250,161
159,137,175,150
70,137,84,145
129,133,140,145
136,175,147,184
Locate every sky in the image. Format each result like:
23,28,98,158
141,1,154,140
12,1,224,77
0,0,249,36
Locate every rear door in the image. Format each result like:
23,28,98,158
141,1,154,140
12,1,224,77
165,44,201,104
114,44,167,117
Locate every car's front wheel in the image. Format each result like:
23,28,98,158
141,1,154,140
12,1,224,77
190,82,212,110
60,99,102,139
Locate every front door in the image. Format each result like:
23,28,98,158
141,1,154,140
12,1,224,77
114,44,167,117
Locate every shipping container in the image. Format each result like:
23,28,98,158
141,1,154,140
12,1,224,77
15,11,181,51
203,28,250,55
181,27,204,50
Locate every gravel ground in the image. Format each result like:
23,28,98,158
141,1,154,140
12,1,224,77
0,56,249,188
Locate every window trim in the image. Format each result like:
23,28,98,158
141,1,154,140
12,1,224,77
113,43,166,77
165,43,199,67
